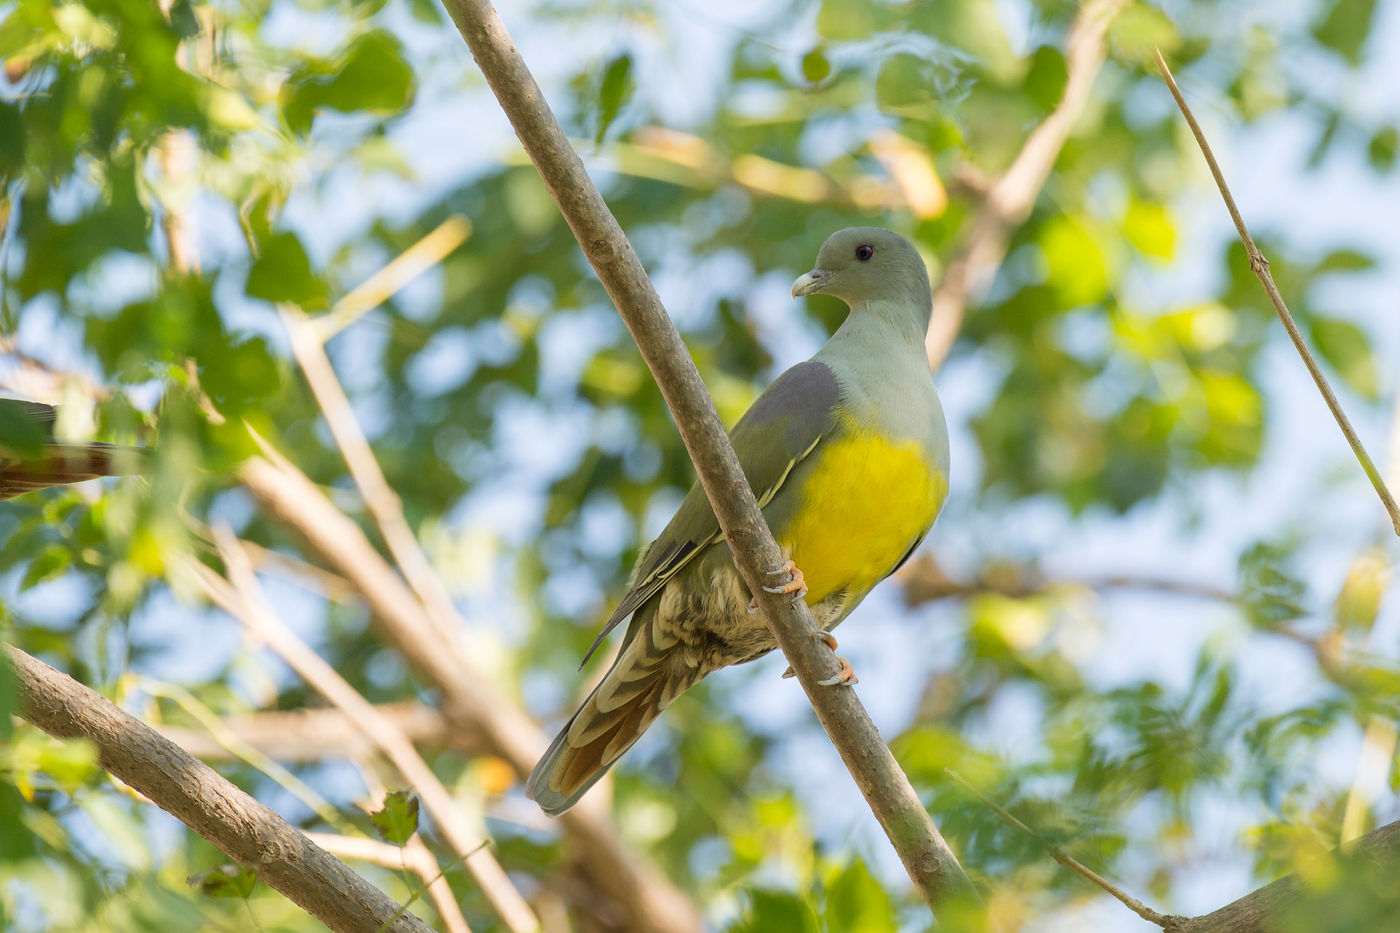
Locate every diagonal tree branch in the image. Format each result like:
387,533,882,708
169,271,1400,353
238,447,705,933
155,701,466,762
438,0,976,911
307,832,473,933
191,527,540,933
281,303,467,652
1171,818,1400,933
926,0,1127,370
1153,49,1400,537
5,644,436,933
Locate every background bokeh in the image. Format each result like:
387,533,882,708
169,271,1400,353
2,0,1399,930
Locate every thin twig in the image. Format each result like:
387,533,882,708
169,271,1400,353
440,0,977,909
138,678,346,827
316,216,473,340
898,554,1237,607
306,832,474,933
194,530,540,933
282,304,467,653
1154,49,1400,537
154,701,466,763
236,447,705,933
944,769,1183,930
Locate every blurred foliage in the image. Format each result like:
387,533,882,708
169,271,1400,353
1,0,1398,930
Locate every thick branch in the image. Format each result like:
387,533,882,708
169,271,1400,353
438,0,974,909
926,0,1126,369
5,645,435,933
1171,819,1400,933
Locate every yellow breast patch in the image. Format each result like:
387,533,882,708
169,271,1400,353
780,423,947,606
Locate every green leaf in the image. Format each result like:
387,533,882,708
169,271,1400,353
0,101,23,176
1108,2,1180,64
369,789,420,845
20,545,71,590
1124,200,1175,261
1367,126,1397,173
1314,249,1376,274
1309,315,1378,400
0,399,49,457
595,53,634,144
1312,0,1377,65
907,0,1019,84
283,31,416,134
1022,45,1067,112
189,864,258,900
816,0,897,42
199,336,282,409
0,781,37,861
1307,110,1342,168
875,54,942,120
1238,542,1307,627
729,889,819,933
1040,215,1108,307
246,231,328,309
801,48,831,85
824,858,897,933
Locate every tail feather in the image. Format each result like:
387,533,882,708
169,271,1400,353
0,445,147,500
526,615,699,815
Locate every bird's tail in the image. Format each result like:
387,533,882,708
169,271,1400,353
526,610,700,815
0,400,148,500
0,444,148,500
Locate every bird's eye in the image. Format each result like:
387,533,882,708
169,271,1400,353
855,245,874,261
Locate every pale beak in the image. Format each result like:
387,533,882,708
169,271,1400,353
791,269,832,298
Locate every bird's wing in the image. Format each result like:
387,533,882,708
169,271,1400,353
580,359,843,664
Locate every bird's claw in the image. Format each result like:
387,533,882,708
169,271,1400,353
760,560,807,597
817,656,858,687
781,631,851,683
750,560,808,610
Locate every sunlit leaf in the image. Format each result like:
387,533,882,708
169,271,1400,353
729,889,819,933
1312,0,1377,65
369,789,420,845
801,47,831,85
189,864,258,900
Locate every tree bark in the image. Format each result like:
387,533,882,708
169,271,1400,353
6,645,435,933
436,0,976,910
1167,819,1400,933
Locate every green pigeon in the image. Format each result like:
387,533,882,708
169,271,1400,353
0,399,146,500
526,228,949,814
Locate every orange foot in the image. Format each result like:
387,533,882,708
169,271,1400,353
782,631,859,686
748,559,808,612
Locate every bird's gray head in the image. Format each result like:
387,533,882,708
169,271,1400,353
791,228,932,328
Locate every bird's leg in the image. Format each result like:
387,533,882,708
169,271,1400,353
782,631,858,686
748,559,808,612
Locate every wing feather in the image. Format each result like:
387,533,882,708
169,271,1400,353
579,360,842,665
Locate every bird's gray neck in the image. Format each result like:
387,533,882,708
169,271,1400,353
825,295,932,356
